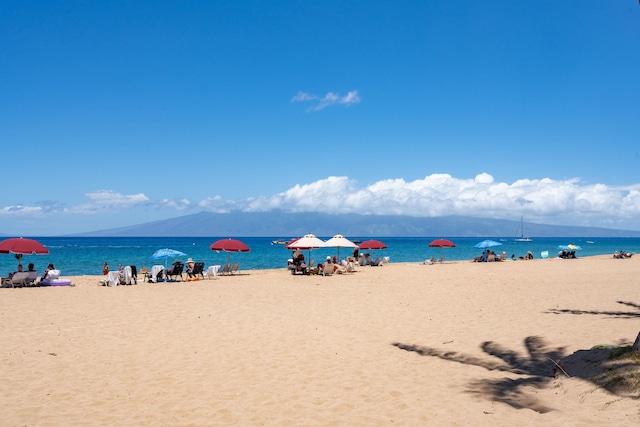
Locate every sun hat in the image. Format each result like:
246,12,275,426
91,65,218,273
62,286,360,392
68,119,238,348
187,257,194,263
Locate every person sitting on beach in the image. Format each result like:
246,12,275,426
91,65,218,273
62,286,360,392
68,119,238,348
41,263,55,281
293,253,305,268
1,264,23,285
324,257,345,274
27,263,35,272
103,262,109,275
186,258,196,278
525,251,533,260
473,251,485,262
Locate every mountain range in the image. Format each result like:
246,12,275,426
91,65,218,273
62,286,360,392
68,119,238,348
67,211,640,238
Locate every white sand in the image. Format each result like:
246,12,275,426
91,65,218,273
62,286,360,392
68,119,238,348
1,255,638,425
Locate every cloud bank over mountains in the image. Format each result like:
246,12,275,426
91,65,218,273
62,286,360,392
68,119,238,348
2,173,640,235
198,174,640,230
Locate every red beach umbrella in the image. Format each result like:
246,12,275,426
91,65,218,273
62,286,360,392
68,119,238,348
428,239,456,248
0,237,50,255
0,237,50,266
428,239,456,259
358,239,387,250
210,238,250,265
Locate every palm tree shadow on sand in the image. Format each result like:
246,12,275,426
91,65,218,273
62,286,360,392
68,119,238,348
394,313,640,414
393,336,562,413
547,300,640,319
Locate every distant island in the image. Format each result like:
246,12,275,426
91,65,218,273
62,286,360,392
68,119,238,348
66,212,640,238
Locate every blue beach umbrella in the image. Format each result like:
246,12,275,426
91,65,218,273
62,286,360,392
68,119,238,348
474,240,503,249
557,244,582,251
151,248,187,267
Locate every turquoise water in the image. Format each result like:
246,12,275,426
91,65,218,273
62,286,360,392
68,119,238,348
1,236,639,276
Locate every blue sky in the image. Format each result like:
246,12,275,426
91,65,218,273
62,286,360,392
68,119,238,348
1,0,639,235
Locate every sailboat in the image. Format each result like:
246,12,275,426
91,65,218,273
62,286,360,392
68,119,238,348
514,216,533,242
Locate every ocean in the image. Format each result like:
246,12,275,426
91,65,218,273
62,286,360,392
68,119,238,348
2,236,639,277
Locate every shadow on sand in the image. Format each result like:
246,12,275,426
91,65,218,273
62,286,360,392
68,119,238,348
394,303,640,412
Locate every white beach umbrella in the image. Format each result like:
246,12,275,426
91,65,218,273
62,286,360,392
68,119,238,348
324,234,357,260
287,233,326,265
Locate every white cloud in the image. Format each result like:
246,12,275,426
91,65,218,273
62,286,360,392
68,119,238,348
68,191,149,214
292,90,361,111
156,198,192,210
205,174,640,230
290,91,317,102
2,174,640,232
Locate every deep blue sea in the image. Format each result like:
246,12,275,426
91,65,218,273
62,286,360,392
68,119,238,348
1,236,639,276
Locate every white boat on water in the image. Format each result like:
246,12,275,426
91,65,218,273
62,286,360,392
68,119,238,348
514,216,533,242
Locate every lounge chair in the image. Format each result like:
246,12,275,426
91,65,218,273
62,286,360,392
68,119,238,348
165,262,184,281
25,271,39,287
436,255,444,263
370,257,382,266
205,265,220,279
229,262,240,275
3,272,30,288
123,266,137,285
345,262,356,274
148,265,165,282
105,271,120,287
192,262,205,279
322,264,334,276
218,263,231,275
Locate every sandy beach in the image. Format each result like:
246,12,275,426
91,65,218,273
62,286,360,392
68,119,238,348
1,255,638,426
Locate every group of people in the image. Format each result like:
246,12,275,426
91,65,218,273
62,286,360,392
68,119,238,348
104,258,201,284
2,262,57,287
613,250,633,259
472,250,507,262
287,249,357,275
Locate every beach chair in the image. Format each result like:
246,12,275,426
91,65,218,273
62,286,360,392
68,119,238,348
149,265,164,282
123,266,136,285
436,255,444,263
192,262,205,279
345,262,356,274
26,271,39,287
165,262,184,281
218,263,231,275
205,265,220,279
3,272,30,288
104,271,120,287
322,264,334,276
229,262,240,275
